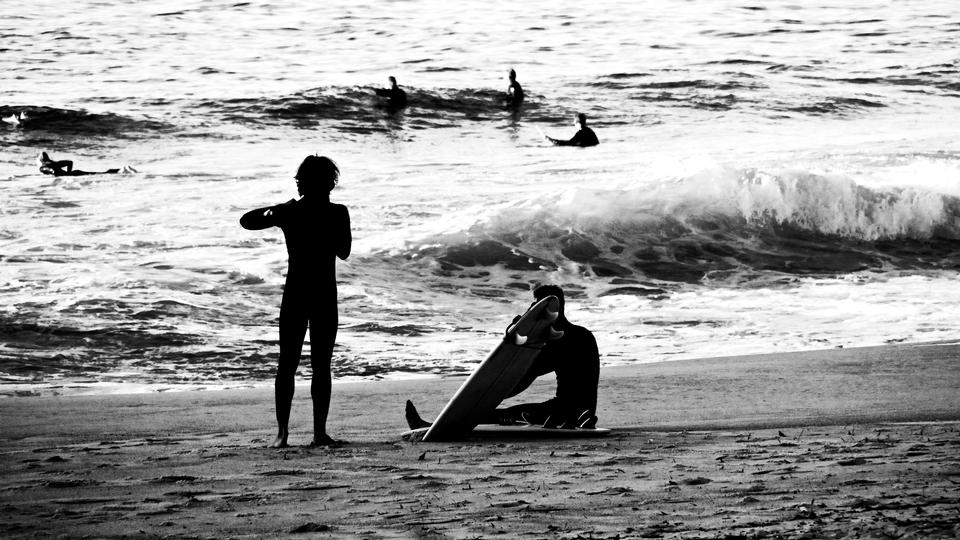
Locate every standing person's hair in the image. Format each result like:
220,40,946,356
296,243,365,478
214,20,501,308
295,155,339,195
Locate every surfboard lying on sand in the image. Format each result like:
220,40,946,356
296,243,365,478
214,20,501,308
403,424,611,442
401,295,609,442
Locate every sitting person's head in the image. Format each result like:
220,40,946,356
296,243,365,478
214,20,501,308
295,155,339,197
533,284,566,319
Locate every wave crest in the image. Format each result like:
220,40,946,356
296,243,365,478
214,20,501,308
196,86,567,130
381,168,960,284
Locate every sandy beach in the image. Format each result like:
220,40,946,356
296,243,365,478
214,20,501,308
2,341,959,539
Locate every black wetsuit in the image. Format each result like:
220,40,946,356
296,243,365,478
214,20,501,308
495,317,600,423
376,86,407,108
240,197,351,432
554,127,599,147
39,160,119,176
507,81,524,106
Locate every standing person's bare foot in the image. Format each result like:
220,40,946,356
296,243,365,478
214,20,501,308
269,429,289,448
307,434,344,447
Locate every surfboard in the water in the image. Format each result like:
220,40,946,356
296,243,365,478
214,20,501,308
535,125,555,144
417,295,563,442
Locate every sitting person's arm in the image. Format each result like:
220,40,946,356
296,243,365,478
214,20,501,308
504,355,553,400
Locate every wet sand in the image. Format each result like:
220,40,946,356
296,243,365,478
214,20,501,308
2,341,959,538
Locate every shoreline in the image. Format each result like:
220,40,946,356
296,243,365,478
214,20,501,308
2,341,959,538
3,340,958,439
5,337,959,400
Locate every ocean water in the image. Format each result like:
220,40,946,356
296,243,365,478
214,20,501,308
1,0,959,396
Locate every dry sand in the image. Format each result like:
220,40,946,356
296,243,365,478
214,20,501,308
2,341,959,538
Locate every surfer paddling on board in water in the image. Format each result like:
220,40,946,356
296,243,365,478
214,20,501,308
374,76,408,109
240,155,352,448
406,285,601,430
37,151,135,176
546,113,599,147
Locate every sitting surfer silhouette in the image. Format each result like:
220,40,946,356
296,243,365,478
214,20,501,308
240,155,352,448
36,151,134,176
546,113,599,147
374,76,408,109
506,68,524,107
406,285,600,430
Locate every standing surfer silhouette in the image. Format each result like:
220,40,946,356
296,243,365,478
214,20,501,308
506,68,524,107
240,155,352,448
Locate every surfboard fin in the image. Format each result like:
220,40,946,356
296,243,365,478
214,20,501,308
514,334,528,346
549,327,564,340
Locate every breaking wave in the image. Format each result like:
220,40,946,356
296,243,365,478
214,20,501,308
376,168,960,285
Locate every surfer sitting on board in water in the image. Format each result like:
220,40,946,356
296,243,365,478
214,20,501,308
406,284,600,430
240,155,352,448
546,113,599,147
374,76,408,109
506,68,523,107
37,151,134,176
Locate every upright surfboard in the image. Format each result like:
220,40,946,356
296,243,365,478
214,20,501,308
419,296,562,442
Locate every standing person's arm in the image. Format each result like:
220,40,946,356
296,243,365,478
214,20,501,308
240,200,293,230
334,205,351,260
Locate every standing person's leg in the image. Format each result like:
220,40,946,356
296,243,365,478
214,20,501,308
308,302,338,445
272,305,307,448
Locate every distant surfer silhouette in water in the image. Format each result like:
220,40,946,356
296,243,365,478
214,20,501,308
406,285,600,430
374,76,408,110
240,155,352,448
506,68,524,107
36,151,135,176
546,113,599,147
